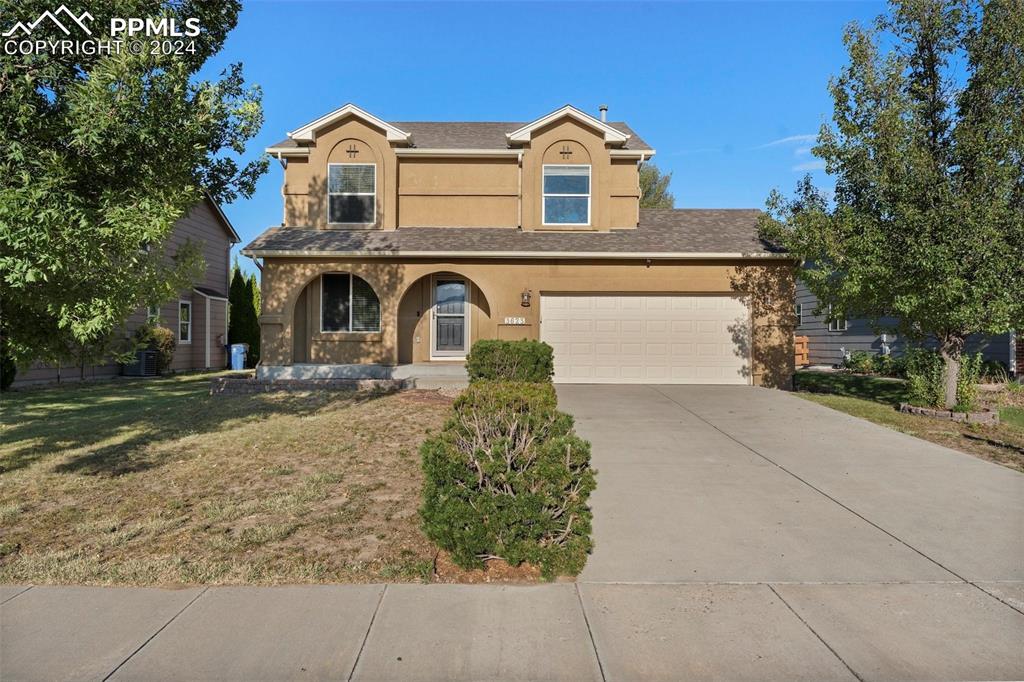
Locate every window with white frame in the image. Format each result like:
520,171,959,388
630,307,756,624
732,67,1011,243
320,273,381,332
328,163,375,224
543,164,590,225
147,305,160,324
827,304,848,332
178,301,192,343
795,303,803,328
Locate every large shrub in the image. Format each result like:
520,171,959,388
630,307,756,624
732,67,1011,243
420,381,595,578
135,324,177,374
465,340,554,383
905,348,983,411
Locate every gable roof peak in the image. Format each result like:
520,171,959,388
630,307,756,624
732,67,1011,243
506,104,630,146
287,103,412,144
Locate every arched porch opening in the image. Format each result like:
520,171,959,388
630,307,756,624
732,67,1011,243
397,272,492,364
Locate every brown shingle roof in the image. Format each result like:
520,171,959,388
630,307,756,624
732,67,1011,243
242,209,786,258
269,121,652,151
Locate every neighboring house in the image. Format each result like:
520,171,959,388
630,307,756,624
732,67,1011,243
243,104,797,386
13,197,239,385
795,281,1019,375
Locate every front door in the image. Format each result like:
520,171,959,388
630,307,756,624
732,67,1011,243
432,277,468,358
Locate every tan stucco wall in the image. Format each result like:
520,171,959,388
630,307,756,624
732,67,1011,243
281,112,641,230
258,258,796,387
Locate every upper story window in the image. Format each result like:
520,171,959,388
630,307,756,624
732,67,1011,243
543,164,590,226
321,273,381,332
328,163,375,224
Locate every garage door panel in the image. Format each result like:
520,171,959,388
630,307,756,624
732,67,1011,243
541,294,750,385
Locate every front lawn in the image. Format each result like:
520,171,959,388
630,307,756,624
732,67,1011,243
793,371,1024,473
0,374,456,585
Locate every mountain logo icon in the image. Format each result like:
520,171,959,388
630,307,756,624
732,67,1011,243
3,5,94,37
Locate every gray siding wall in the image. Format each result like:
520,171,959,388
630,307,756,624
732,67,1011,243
796,281,1014,369
13,199,233,386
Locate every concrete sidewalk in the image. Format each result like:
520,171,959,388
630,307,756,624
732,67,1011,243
3,580,1022,681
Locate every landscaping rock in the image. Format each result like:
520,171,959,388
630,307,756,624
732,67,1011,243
898,402,1000,425
210,376,411,395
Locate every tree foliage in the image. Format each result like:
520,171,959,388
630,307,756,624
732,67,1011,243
639,162,675,208
228,262,260,367
0,0,267,370
760,0,1024,407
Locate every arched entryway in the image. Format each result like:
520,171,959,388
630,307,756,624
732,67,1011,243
397,273,491,364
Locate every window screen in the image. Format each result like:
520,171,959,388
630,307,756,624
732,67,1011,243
321,274,351,332
543,165,590,224
320,273,381,332
328,164,375,223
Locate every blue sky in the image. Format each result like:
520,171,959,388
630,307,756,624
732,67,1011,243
204,1,885,275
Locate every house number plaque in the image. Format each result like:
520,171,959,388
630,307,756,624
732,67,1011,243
503,316,526,325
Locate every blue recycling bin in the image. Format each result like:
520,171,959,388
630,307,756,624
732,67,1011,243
230,343,248,371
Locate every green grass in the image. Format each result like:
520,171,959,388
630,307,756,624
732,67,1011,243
1000,406,1024,429
793,371,910,405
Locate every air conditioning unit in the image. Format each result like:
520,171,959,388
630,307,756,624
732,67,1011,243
122,349,158,377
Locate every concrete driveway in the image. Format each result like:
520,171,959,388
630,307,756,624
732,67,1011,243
557,384,1024,679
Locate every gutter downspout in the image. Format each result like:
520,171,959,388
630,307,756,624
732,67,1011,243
516,150,523,229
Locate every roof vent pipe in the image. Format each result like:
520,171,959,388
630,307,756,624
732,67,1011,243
599,104,608,122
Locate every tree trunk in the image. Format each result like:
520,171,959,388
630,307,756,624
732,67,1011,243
939,335,965,409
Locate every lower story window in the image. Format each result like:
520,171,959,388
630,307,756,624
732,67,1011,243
179,301,192,343
321,273,381,332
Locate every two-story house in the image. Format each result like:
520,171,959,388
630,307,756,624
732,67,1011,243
242,104,796,386
13,196,239,385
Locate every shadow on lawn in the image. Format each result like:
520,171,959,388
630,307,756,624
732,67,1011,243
1,374,387,476
793,372,910,406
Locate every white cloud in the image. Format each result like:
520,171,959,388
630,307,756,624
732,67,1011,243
757,133,817,149
795,146,812,156
792,160,826,172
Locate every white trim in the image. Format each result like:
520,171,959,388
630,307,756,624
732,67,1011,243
542,164,592,227
192,288,229,302
506,105,629,145
204,300,211,368
327,163,376,226
243,248,794,260
265,146,309,157
827,304,848,332
795,303,804,328
430,274,471,360
288,103,411,143
610,149,656,158
178,300,192,344
319,273,382,333
395,148,523,157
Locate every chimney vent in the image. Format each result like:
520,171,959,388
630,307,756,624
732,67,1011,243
599,104,608,122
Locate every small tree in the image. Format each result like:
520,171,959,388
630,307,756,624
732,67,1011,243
760,0,1024,408
246,273,261,366
228,262,260,366
639,162,675,208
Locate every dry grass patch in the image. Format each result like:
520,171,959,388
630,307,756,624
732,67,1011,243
0,374,454,585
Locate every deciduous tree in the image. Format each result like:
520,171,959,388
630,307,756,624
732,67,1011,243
760,0,1024,408
0,0,267,372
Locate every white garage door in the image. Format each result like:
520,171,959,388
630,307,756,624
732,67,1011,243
540,294,751,384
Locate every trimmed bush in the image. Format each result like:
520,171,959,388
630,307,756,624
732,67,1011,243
465,340,554,383
842,350,876,374
420,381,595,579
135,324,177,374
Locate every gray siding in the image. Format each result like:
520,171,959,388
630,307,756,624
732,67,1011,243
796,281,1014,369
13,198,234,386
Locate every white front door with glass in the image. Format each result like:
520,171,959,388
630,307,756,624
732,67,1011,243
432,277,468,358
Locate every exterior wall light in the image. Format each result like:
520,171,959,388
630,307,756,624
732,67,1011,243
521,289,532,307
